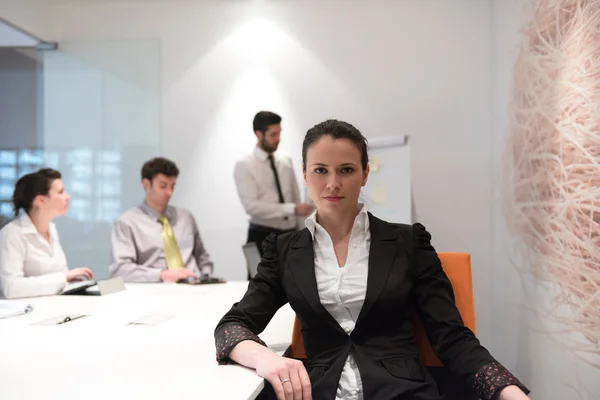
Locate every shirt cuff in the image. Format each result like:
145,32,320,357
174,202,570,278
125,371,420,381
51,272,68,293
54,271,67,283
152,268,164,282
472,361,530,400
200,266,212,276
215,324,266,365
282,203,296,217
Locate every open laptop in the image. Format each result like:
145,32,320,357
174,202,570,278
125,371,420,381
242,242,262,279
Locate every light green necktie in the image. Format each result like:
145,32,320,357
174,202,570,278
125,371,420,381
158,215,184,269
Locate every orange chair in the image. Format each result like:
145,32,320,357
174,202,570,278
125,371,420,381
413,252,475,366
287,252,476,367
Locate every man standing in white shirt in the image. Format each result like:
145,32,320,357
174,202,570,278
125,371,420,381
234,111,313,265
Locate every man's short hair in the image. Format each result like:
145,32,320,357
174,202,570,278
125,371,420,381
253,111,282,134
141,157,179,182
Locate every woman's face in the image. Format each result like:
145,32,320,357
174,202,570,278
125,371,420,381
303,136,369,216
35,179,70,217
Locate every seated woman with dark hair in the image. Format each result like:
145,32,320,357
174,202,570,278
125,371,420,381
0,168,92,299
215,120,531,400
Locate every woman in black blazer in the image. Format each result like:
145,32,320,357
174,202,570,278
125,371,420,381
215,120,530,400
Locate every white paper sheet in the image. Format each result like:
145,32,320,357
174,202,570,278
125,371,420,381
0,301,33,319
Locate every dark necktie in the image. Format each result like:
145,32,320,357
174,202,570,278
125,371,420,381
268,154,288,220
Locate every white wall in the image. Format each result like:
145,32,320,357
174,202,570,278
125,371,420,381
7,0,496,347
0,0,52,40
491,1,600,399
490,0,529,376
0,48,39,148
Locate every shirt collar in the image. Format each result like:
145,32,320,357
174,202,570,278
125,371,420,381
18,212,58,240
253,146,273,162
140,202,175,222
305,203,369,239
18,212,38,234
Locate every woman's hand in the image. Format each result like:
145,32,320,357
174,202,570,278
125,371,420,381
255,352,312,400
496,385,530,400
65,267,93,282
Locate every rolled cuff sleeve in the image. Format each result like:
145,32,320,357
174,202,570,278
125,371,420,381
472,361,530,400
215,323,267,365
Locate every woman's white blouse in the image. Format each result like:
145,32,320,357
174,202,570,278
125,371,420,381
305,204,370,400
0,214,68,299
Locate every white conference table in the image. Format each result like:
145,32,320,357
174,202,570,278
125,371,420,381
0,282,295,400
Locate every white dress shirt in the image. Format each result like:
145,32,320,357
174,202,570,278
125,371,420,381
0,214,68,299
305,204,370,400
234,146,301,230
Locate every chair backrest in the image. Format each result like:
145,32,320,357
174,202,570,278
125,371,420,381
413,252,475,366
242,242,262,278
287,252,476,366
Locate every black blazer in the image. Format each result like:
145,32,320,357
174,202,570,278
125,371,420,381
215,213,526,400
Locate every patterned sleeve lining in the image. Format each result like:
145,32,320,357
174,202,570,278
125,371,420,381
215,324,267,365
472,361,530,400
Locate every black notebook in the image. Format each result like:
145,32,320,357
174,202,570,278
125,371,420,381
60,280,97,295
177,276,226,285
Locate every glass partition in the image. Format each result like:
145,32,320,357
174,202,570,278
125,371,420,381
41,39,161,279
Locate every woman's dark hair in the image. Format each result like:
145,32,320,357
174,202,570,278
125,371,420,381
12,168,62,216
302,119,369,171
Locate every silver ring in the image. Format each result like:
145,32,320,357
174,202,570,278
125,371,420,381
280,378,290,384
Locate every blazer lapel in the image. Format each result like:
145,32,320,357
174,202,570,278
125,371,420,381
356,213,399,327
289,229,345,333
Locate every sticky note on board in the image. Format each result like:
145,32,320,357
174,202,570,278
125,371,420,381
370,157,381,172
372,184,388,204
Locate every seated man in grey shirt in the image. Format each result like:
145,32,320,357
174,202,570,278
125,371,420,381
109,157,213,282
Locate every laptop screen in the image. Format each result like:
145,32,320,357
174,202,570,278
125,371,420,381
242,242,262,278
